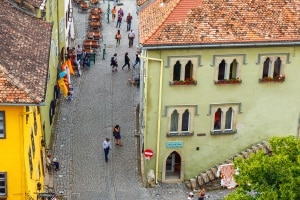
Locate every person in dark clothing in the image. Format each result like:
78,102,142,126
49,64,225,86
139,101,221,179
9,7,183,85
122,52,130,70
132,53,140,69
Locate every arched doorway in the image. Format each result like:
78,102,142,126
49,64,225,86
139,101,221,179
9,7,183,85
165,151,181,180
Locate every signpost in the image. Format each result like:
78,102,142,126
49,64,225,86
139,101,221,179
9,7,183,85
144,149,153,159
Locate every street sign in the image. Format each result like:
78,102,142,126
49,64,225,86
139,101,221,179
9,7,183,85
144,149,154,158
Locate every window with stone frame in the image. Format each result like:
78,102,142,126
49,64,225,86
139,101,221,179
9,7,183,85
0,112,5,139
166,106,197,136
209,103,242,135
0,172,7,198
213,55,245,84
168,56,199,85
260,56,286,82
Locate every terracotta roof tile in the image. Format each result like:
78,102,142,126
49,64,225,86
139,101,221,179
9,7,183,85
140,0,300,46
0,1,52,104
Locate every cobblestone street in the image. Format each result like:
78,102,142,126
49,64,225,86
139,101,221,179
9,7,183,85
49,0,233,199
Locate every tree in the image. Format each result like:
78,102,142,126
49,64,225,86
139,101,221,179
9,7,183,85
225,136,300,200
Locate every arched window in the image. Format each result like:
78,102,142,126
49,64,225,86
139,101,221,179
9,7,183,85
170,110,179,132
173,61,181,81
214,108,222,130
181,109,190,132
225,107,233,130
218,60,226,80
263,57,271,78
185,60,193,81
273,57,281,78
229,59,238,79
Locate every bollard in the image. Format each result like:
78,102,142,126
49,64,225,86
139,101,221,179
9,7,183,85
102,44,106,60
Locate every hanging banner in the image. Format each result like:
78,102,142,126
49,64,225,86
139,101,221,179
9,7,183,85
67,59,75,75
57,78,68,97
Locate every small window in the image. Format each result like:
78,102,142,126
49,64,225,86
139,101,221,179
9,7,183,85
0,112,5,138
214,56,243,84
26,106,30,124
170,57,197,86
31,129,35,157
259,55,286,82
210,104,239,135
167,106,195,137
28,148,33,179
0,172,7,197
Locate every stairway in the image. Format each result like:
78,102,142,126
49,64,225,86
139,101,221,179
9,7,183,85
186,141,272,191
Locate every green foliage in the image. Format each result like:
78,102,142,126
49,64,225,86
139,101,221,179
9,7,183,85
227,136,300,200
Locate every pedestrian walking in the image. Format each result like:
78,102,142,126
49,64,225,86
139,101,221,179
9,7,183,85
111,53,118,72
111,6,117,22
126,13,132,31
76,45,83,61
128,29,135,48
132,53,140,69
122,52,131,70
103,138,112,162
115,29,121,47
116,13,122,28
118,7,124,17
113,125,123,146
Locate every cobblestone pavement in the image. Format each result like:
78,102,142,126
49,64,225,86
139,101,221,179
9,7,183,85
50,0,233,199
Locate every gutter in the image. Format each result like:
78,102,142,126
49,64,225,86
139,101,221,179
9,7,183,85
142,41,300,50
0,102,45,106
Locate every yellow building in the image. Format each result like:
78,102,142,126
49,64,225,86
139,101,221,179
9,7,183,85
0,1,52,199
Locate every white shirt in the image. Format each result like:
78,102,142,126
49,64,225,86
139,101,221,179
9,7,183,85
128,31,135,38
103,140,111,149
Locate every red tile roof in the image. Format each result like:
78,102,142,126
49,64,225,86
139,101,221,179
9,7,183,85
139,0,300,46
0,1,52,104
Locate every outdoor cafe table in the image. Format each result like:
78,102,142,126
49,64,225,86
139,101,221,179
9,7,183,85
87,31,102,40
83,40,100,49
89,13,101,21
91,8,102,15
89,21,101,29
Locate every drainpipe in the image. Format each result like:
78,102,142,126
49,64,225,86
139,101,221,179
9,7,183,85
139,55,163,184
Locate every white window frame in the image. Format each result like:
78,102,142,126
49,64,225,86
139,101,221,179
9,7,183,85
166,106,195,136
0,112,5,139
168,56,199,83
0,172,7,198
209,103,241,135
214,55,244,82
259,55,286,79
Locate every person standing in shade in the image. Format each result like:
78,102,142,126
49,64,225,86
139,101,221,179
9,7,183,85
128,29,135,48
115,29,121,47
103,138,112,162
122,52,130,70
111,6,117,22
76,45,83,61
113,125,123,146
132,53,140,69
126,13,132,31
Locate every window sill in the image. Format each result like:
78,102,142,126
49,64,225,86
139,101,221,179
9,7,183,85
169,80,197,86
259,78,285,83
210,130,237,135
167,132,194,137
214,79,242,85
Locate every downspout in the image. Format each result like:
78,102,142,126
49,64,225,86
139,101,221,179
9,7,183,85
139,55,163,184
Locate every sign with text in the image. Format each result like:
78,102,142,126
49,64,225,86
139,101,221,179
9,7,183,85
166,141,183,148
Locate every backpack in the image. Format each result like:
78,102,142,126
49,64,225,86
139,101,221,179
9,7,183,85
111,57,115,66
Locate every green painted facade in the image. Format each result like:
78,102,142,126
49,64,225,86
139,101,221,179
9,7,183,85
141,46,300,182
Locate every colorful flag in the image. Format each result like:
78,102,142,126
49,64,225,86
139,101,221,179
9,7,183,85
57,78,68,97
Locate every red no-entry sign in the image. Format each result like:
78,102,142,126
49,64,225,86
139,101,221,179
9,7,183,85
144,149,154,158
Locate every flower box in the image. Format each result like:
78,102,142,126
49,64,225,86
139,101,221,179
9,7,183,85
170,80,197,86
215,79,242,85
259,75,285,83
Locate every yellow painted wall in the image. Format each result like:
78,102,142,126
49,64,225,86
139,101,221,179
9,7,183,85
143,46,300,181
0,106,45,200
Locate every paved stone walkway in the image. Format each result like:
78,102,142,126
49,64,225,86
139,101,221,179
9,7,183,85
49,0,233,199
